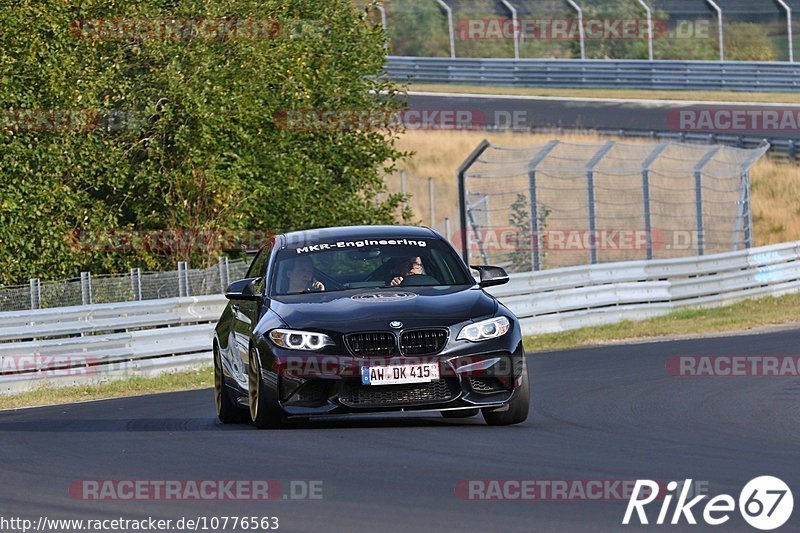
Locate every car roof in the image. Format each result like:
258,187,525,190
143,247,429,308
279,225,439,248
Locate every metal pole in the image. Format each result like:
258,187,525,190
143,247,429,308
776,0,794,62
528,140,560,272
637,0,654,60
436,0,456,58
29,278,41,310
705,0,724,61
585,142,616,265
500,0,520,59
735,141,770,249
80,272,92,306
130,267,142,301
444,217,451,243
457,140,491,263
401,170,407,212
376,4,388,50
178,261,189,297
218,256,230,293
428,177,436,229
566,0,585,59
641,142,669,260
693,146,722,256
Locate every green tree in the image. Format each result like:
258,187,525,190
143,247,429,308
0,0,408,284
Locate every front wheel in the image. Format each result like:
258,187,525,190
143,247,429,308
482,360,530,426
248,346,284,429
214,344,247,424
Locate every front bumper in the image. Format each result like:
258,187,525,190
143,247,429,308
267,343,526,417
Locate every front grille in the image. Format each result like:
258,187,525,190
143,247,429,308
339,379,460,407
345,332,396,356
469,377,507,394
400,329,448,355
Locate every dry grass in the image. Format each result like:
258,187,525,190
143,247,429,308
411,83,800,104
391,130,800,246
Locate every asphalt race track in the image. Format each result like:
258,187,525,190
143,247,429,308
1,328,798,532
408,92,800,140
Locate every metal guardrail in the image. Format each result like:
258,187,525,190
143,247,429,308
487,240,800,335
385,56,800,92
2,240,800,393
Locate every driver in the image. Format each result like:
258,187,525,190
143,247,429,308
389,256,424,287
286,256,325,293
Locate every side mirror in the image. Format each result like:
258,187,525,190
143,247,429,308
470,265,509,288
225,277,262,301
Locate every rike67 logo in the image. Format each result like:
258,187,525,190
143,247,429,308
623,477,793,530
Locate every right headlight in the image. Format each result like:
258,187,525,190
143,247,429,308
457,316,510,342
269,329,334,351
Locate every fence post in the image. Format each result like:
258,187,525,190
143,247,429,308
694,146,722,256
401,170,407,212
130,268,142,301
444,217,451,243
586,142,616,264
218,256,230,293
178,261,189,297
528,140,560,271
641,142,670,260
457,140,492,263
428,177,436,228
80,272,92,305
30,278,41,310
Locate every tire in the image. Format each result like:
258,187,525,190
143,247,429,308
441,409,479,419
482,360,530,426
214,344,248,424
248,345,285,429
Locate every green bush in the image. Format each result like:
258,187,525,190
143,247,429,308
0,0,408,285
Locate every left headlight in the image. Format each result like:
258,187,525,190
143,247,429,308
457,316,510,342
269,329,335,351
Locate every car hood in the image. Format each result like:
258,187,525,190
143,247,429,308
269,286,497,332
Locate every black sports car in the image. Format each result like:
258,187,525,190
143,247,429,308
213,225,529,428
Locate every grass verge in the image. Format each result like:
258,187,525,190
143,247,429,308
409,83,800,104
524,292,800,353
0,367,213,411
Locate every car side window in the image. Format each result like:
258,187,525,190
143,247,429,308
245,245,271,280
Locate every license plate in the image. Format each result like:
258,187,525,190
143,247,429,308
361,363,439,386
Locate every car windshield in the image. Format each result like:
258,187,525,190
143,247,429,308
271,237,473,295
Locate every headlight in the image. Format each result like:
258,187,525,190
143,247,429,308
457,316,510,342
269,329,335,351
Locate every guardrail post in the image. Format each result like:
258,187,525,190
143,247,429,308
218,256,230,293
528,140,560,271
29,278,41,310
130,268,142,301
80,272,92,305
178,261,189,297
457,140,491,263
641,142,670,260
585,142,616,264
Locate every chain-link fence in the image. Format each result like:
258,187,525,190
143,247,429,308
379,0,796,61
0,258,250,312
458,139,769,272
